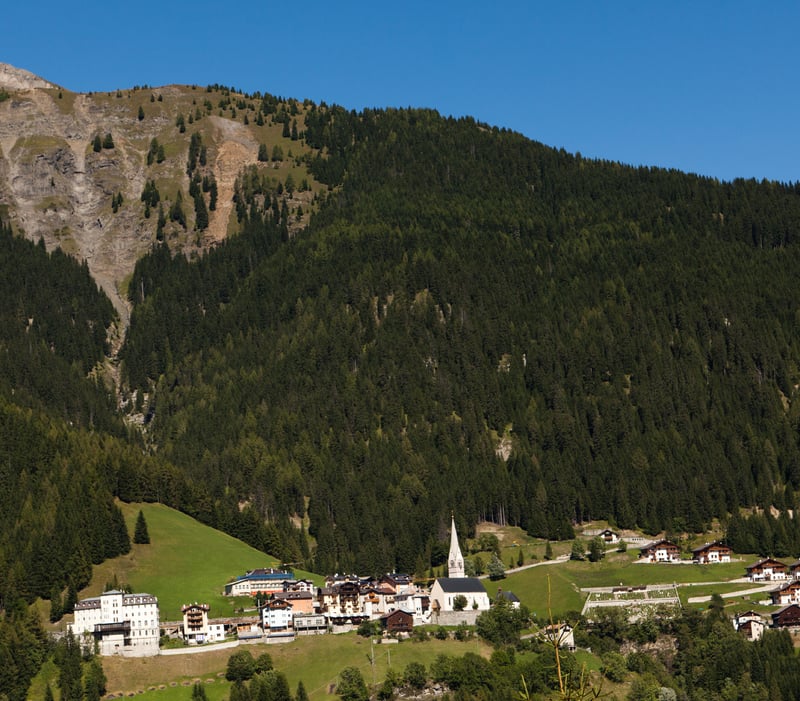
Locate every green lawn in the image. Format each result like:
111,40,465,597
80,502,321,621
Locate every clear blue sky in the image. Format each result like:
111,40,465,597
4,2,798,183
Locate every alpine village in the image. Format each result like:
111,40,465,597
4,61,800,701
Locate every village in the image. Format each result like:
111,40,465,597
67,521,800,660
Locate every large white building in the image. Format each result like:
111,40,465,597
71,590,160,657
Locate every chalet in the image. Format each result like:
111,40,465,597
430,578,491,613
771,580,800,606
745,558,788,582
638,539,680,563
379,608,414,634
599,529,620,544
260,599,293,633
691,540,732,564
772,604,800,630
542,623,576,651
224,568,295,596
789,560,800,579
734,611,766,641
181,603,225,644
71,590,159,657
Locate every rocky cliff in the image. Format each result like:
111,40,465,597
0,63,317,329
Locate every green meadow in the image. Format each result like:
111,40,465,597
101,634,491,701
80,502,321,621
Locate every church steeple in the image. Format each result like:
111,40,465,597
447,514,465,578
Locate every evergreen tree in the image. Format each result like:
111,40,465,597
336,667,368,701
133,510,150,545
138,105,144,121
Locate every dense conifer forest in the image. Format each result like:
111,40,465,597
120,106,800,575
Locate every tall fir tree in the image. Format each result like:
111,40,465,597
133,510,150,545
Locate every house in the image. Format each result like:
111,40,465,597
70,590,159,657
224,568,295,596
260,599,293,633
380,573,416,596
542,623,576,651
745,558,788,582
771,580,800,606
691,541,732,564
293,613,328,635
236,618,262,639
733,611,766,641
284,578,316,594
430,578,491,613
599,529,620,544
772,604,800,629
181,603,225,644
319,580,369,624
496,590,521,609
273,591,314,615
379,609,414,634
638,539,681,563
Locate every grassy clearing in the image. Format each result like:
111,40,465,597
103,635,490,701
79,502,320,622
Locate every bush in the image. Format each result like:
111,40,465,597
404,661,427,690
225,649,255,682
356,619,380,637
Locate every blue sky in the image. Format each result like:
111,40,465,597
4,2,798,183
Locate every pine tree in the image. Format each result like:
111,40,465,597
138,105,144,121
134,510,150,544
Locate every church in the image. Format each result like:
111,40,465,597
430,515,491,614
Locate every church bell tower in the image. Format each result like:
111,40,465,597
448,514,465,578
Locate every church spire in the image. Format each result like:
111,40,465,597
448,514,465,578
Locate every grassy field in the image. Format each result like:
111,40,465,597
103,635,491,701
77,502,321,622
484,551,753,619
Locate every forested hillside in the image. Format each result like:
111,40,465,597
120,106,800,574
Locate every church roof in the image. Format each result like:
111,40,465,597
434,577,487,594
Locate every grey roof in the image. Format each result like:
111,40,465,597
435,577,487,594
499,591,520,603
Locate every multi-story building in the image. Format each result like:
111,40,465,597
71,590,159,657
181,603,225,644
224,568,295,596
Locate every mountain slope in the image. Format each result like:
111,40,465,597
0,64,320,325
121,105,800,573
